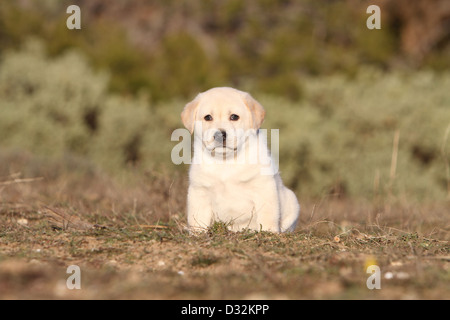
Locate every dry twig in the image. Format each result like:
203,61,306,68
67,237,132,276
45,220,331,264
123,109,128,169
42,206,102,231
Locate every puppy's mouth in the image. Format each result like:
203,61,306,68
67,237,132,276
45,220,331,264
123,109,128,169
200,129,245,155
203,142,237,153
213,145,237,153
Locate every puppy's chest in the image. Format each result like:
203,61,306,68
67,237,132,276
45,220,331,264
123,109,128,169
192,166,260,215
211,181,255,219
192,164,260,187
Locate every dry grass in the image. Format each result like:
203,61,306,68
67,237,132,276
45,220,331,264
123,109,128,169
0,153,449,300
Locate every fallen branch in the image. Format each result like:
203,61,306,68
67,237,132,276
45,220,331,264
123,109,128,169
134,224,169,230
0,177,44,186
42,206,104,231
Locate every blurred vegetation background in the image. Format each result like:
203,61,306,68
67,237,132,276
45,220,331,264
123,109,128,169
0,0,449,202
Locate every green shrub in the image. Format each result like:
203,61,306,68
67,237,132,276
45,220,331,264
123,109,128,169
0,40,107,157
0,41,448,201
1,0,449,103
260,68,450,200
0,40,178,174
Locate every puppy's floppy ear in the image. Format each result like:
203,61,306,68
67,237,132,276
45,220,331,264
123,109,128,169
242,93,265,129
181,94,201,134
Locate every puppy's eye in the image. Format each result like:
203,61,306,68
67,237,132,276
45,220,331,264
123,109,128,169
204,115,213,121
230,114,240,121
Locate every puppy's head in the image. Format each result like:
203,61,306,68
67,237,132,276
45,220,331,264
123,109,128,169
181,87,265,155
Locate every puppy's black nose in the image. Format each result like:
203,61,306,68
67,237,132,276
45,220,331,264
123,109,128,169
214,129,227,143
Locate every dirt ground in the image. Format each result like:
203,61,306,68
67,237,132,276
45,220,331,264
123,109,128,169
0,167,449,300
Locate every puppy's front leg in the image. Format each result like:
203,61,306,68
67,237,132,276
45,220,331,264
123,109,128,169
254,185,281,233
186,186,213,233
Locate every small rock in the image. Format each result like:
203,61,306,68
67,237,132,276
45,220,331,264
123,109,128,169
17,218,28,226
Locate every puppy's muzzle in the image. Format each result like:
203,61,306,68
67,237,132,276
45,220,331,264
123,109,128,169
214,129,227,146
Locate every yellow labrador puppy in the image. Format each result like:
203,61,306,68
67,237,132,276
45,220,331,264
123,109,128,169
181,87,299,233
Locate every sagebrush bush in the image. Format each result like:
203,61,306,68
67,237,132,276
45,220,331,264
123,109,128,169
0,41,449,201
2,0,449,103
0,40,107,156
261,68,450,200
